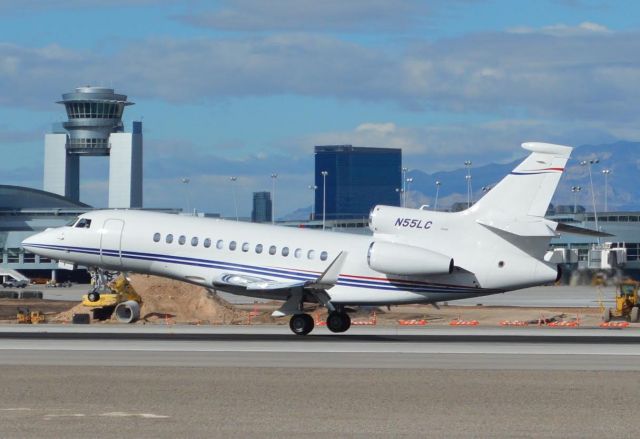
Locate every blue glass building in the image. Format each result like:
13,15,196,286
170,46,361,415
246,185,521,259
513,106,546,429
314,145,401,220
251,191,272,223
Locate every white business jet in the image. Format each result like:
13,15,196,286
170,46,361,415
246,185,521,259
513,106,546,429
24,142,579,335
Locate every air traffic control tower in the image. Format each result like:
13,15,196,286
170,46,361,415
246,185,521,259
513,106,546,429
43,86,143,208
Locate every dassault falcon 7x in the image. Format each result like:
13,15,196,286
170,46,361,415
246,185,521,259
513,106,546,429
24,142,578,335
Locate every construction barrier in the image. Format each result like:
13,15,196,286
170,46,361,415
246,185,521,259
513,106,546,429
352,311,377,326
398,319,427,326
499,320,529,326
247,305,259,325
600,321,630,328
547,321,580,327
449,319,479,326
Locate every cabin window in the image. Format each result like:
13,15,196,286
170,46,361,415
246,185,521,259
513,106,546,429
178,235,186,245
255,244,263,254
307,250,316,259
269,245,277,255
229,241,237,251
242,242,250,252
166,234,174,244
282,247,290,257
153,233,161,242
294,248,302,258
203,238,211,248
191,237,199,246
216,239,224,249
320,251,328,261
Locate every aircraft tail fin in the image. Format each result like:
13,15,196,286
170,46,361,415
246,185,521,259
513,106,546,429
472,142,572,218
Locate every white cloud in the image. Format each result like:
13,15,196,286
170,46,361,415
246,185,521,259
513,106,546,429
508,21,611,36
2,25,640,124
176,0,447,33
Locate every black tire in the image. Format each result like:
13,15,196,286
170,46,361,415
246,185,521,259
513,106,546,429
289,314,314,336
602,307,612,323
630,307,639,323
87,291,100,302
72,313,91,324
326,312,351,333
339,312,351,333
92,306,114,321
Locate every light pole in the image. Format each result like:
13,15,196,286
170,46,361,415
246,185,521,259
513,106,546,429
602,169,611,212
464,160,472,208
401,167,408,207
571,186,582,214
308,184,317,220
321,171,328,230
230,176,238,221
396,188,404,207
270,173,278,224
180,177,191,214
405,177,414,208
581,159,600,240
434,181,441,211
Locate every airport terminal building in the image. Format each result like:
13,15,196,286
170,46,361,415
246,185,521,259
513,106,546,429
0,185,90,282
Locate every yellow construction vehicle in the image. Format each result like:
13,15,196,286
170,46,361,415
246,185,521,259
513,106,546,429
602,280,640,323
81,275,143,323
17,307,30,324
16,308,46,324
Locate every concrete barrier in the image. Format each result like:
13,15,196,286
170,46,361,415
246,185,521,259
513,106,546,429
0,291,19,299
18,291,44,299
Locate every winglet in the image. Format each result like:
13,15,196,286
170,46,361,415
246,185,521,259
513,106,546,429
306,251,348,289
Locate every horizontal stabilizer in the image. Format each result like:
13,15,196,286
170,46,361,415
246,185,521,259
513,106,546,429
555,222,613,237
477,217,557,237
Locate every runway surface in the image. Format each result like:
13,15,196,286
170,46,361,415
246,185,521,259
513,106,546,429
1,325,639,438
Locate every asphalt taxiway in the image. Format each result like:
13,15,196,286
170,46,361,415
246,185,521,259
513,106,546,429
1,325,639,438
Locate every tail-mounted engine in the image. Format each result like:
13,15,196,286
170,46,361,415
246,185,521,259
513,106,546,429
367,241,454,276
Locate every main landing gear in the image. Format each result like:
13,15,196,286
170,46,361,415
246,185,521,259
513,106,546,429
326,311,351,333
287,311,351,336
289,314,314,336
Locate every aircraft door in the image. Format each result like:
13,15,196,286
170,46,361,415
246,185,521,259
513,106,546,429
100,219,124,267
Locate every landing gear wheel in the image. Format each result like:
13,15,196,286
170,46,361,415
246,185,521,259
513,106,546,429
326,312,351,333
87,291,100,303
602,307,612,323
289,314,314,336
630,307,639,323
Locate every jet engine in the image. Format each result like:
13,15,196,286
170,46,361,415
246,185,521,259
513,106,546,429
367,241,454,276
114,300,140,324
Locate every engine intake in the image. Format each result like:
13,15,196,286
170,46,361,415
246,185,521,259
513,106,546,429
367,241,454,276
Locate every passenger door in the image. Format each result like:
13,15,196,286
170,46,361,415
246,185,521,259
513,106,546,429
100,219,124,267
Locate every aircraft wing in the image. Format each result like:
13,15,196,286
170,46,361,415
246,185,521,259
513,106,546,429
215,251,348,293
216,273,307,291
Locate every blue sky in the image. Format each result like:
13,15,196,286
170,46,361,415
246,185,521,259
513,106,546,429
1,0,639,216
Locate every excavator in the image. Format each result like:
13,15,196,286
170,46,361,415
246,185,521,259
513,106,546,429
82,273,142,323
602,279,640,323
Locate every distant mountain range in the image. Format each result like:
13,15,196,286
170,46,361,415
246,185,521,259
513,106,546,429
408,141,640,212
282,141,640,220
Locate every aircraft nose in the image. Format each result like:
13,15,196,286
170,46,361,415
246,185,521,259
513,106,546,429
22,232,43,249
22,232,46,250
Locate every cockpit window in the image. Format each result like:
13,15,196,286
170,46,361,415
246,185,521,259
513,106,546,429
75,218,92,229
65,217,79,227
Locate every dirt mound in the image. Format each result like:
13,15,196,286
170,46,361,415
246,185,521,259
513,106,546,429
55,274,276,324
